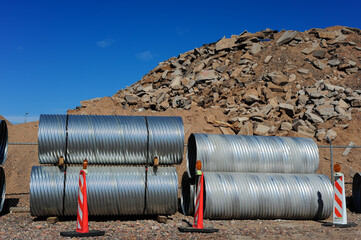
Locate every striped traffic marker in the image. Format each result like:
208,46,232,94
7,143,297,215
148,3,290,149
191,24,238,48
323,164,357,228
76,170,89,233
178,161,218,233
61,160,105,237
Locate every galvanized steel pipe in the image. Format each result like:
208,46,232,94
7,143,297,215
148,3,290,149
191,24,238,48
187,134,319,178
38,114,184,165
0,167,5,212
0,120,8,165
30,166,178,216
201,172,332,220
352,173,361,213
180,172,196,216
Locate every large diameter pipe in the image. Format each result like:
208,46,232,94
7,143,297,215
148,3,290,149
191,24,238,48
187,134,319,178
202,172,332,220
30,166,178,216
352,173,361,213
180,172,196,216
0,120,8,165
38,114,184,165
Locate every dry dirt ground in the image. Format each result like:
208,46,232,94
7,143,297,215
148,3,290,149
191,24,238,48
2,108,361,239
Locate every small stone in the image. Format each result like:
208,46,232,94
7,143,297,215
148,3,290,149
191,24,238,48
316,130,326,141
276,31,298,45
254,124,271,135
264,55,272,64
325,129,337,142
313,60,325,70
346,67,359,74
298,68,309,74
305,112,324,123
279,103,295,117
196,70,218,81
251,43,262,54
293,119,307,131
243,89,259,104
318,31,336,39
268,82,283,92
216,36,237,51
301,47,315,55
238,122,253,136
338,99,349,109
125,95,138,105
313,50,326,59
351,97,361,107
280,122,292,131
297,126,315,138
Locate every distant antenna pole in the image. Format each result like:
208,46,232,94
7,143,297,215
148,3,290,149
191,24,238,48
25,112,28,123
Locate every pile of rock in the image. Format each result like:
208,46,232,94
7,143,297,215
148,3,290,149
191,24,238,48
79,26,361,141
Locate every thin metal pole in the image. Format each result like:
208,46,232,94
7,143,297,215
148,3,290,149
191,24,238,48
330,141,333,186
318,145,361,148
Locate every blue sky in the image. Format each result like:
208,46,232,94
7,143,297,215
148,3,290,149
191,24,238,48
1,0,360,123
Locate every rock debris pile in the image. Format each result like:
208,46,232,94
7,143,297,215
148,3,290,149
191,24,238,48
78,26,361,141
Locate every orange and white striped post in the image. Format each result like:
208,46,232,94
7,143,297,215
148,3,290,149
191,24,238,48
193,171,204,229
76,169,89,233
178,161,218,233
60,159,105,237
323,164,357,228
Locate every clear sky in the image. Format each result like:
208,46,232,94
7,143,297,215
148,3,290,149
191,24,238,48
1,0,360,123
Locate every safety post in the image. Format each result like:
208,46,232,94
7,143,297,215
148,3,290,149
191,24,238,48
322,164,357,228
178,161,218,233
60,159,105,237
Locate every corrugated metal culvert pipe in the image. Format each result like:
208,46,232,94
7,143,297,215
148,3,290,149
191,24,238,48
201,172,333,220
30,166,178,216
352,173,361,213
180,172,196,215
0,120,8,165
0,167,5,212
38,114,184,165
187,134,319,178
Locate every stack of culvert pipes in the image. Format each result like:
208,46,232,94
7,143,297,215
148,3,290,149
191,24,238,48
30,114,183,217
0,120,7,212
181,133,333,220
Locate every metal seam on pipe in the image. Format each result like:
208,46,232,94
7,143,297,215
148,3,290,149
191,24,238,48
352,173,361,213
187,134,319,178
38,114,184,165
0,120,8,165
30,166,178,216
201,172,333,220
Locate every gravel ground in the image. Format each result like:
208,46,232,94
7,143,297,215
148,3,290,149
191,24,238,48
0,211,361,239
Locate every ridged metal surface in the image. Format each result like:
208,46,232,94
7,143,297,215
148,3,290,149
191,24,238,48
202,172,332,220
146,167,178,215
38,115,67,164
187,134,319,178
0,120,8,165
30,166,178,216
352,173,361,213
30,166,64,216
147,116,184,165
180,172,196,215
38,114,183,165
0,167,5,212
